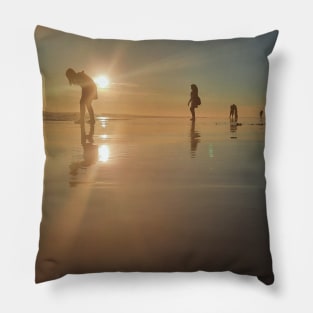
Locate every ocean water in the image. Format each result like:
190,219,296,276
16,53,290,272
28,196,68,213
37,115,272,280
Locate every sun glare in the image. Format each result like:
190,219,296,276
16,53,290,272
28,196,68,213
98,145,110,162
94,75,110,89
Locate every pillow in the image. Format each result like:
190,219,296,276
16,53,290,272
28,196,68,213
34,25,278,285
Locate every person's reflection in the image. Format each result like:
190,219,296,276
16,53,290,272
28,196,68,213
190,120,200,158
69,123,98,186
230,120,238,139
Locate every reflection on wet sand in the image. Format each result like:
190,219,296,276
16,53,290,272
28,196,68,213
38,116,271,282
230,121,238,139
98,145,110,162
69,123,99,186
190,120,200,158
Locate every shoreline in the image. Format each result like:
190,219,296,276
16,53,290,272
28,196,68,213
43,111,266,122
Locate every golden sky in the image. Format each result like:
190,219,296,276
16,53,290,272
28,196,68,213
35,26,272,117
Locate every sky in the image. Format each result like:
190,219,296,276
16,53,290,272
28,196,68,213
35,26,274,117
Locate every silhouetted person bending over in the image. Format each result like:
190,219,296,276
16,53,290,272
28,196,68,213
66,68,97,124
187,84,201,121
229,103,238,122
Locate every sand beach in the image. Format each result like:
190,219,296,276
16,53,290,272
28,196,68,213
36,114,272,281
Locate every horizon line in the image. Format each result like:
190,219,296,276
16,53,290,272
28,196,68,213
43,111,262,119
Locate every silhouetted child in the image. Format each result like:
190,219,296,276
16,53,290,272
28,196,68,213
187,84,201,121
66,68,98,124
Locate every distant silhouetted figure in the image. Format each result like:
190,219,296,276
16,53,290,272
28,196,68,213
66,68,97,124
187,84,201,121
229,104,238,122
260,110,264,119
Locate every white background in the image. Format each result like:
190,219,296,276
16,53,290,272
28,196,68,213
1,0,312,312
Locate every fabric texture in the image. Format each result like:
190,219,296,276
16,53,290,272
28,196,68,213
34,25,278,284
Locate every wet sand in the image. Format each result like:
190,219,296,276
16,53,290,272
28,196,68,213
36,116,273,282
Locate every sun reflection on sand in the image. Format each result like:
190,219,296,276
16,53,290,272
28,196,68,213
98,117,108,128
99,134,108,140
98,145,110,162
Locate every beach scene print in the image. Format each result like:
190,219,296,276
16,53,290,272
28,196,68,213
35,26,274,283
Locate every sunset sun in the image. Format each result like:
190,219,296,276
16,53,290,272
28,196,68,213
94,75,110,89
